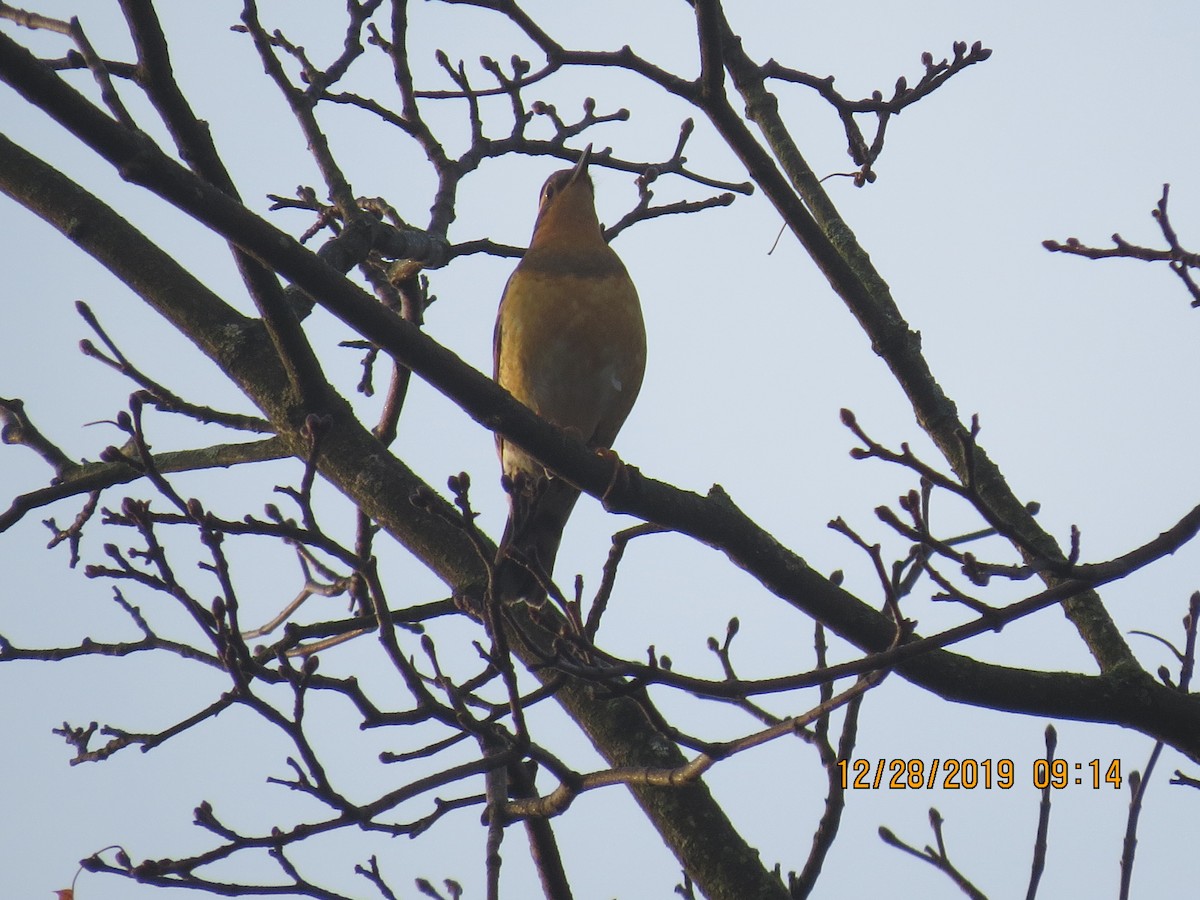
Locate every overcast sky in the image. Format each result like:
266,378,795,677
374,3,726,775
4,3,1200,899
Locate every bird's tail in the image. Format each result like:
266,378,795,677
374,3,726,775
494,475,581,604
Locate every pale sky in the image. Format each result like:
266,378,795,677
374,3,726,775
3,3,1200,898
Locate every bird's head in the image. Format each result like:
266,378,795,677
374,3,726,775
529,145,604,248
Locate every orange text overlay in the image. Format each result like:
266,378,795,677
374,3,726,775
837,758,1123,790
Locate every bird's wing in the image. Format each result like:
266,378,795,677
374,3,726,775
492,268,518,460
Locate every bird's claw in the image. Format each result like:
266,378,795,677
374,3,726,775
597,447,631,510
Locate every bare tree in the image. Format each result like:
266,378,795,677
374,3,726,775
2,3,1199,899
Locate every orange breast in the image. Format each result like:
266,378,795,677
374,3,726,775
495,248,646,478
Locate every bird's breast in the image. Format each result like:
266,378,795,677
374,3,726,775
497,254,646,450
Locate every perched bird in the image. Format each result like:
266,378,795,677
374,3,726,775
493,145,647,603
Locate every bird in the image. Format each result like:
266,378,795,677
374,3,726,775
493,145,646,604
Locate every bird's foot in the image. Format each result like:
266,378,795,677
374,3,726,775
596,447,632,511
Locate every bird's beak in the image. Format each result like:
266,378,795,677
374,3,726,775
568,144,592,185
